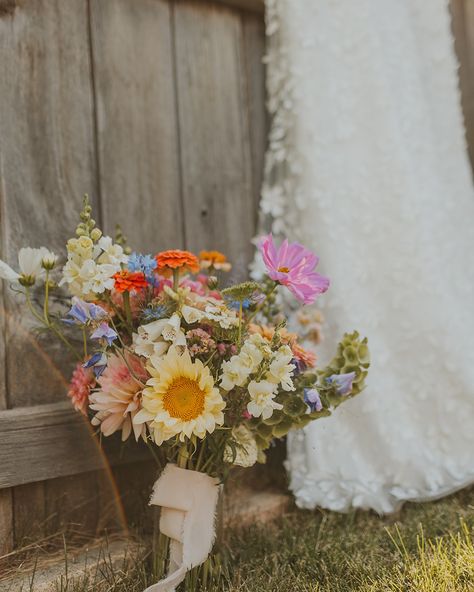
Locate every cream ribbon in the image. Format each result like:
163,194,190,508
143,463,220,592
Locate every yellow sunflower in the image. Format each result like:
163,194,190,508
134,347,225,445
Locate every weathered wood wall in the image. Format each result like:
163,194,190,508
0,0,265,554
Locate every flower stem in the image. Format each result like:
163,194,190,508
122,290,133,329
82,327,88,358
172,268,180,292
246,282,278,324
238,300,243,348
43,270,50,324
25,287,81,361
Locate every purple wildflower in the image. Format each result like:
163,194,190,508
304,388,323,412
83,352,108,378
64,297,107,326
90,322,118,346
326,372,356,396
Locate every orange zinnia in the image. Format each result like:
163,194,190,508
113,270,148,293
199,250,231,271
155,249,200,275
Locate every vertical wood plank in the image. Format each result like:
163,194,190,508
89,0,183,253
0,0,100,546
0,158,12,553
0,0,99,407
173,1,256,278
241,13,267,215
0,489,13,556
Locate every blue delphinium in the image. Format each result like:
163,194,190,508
326,372,356,396
128,252,157,282
304,388,323,412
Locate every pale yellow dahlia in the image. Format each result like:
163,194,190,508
134,347,225,445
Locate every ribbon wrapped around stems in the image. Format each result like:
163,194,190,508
143,463,220,592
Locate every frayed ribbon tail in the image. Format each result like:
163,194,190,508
143,463,220,592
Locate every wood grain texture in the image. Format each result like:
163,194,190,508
0,402,150,489
0,489,13,555
184,0,264,14
0,0,99,407
241,13,267,215
174,1,256,279
89,0,184,253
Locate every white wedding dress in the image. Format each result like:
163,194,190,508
258,0,474,513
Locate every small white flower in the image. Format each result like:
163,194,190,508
204,303,239,329
247,379,282,420
220,356,252,391
132,314,186,359
0,247,51,285
267,345,296,391
41,249,58,270
224,425,258,467
96,236,128,266
181,304,204,324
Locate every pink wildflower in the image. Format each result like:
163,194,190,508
89,352,149,441
186,328,217,356
68,363,96,416
259,234,329,305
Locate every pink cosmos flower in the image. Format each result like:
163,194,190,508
259,234,330,305
89,352,149,441
68,363,96,416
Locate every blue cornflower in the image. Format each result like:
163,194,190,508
142,305,168,322
228,298,251,310
63,297,107,326
128,252,157,282
304,388,323,412
90,322,118,346
83,352,107,378
326,372,356,396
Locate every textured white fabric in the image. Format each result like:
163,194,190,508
260,0,474,513
144,464,219,591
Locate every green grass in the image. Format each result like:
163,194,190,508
9,486,474,591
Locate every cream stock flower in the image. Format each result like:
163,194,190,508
267,345,296,391
60,235,126,299
134,347,225,445
247,379,283,420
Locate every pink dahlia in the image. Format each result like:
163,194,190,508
89,352,149,441
259,234,330,305
68,363,96,416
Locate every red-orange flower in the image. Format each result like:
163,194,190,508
155,249,200,276
113,270,147,293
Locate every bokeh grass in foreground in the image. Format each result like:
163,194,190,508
13,486,474,591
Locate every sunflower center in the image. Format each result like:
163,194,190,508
163,377,205,421
278,266,290,273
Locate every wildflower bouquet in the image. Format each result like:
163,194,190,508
0,197,370,592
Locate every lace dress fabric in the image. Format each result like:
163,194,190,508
259,0,474,513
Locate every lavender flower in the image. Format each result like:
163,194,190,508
64,297,107,326
304,388,323,412
90,322,118,346
326,372,356,396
